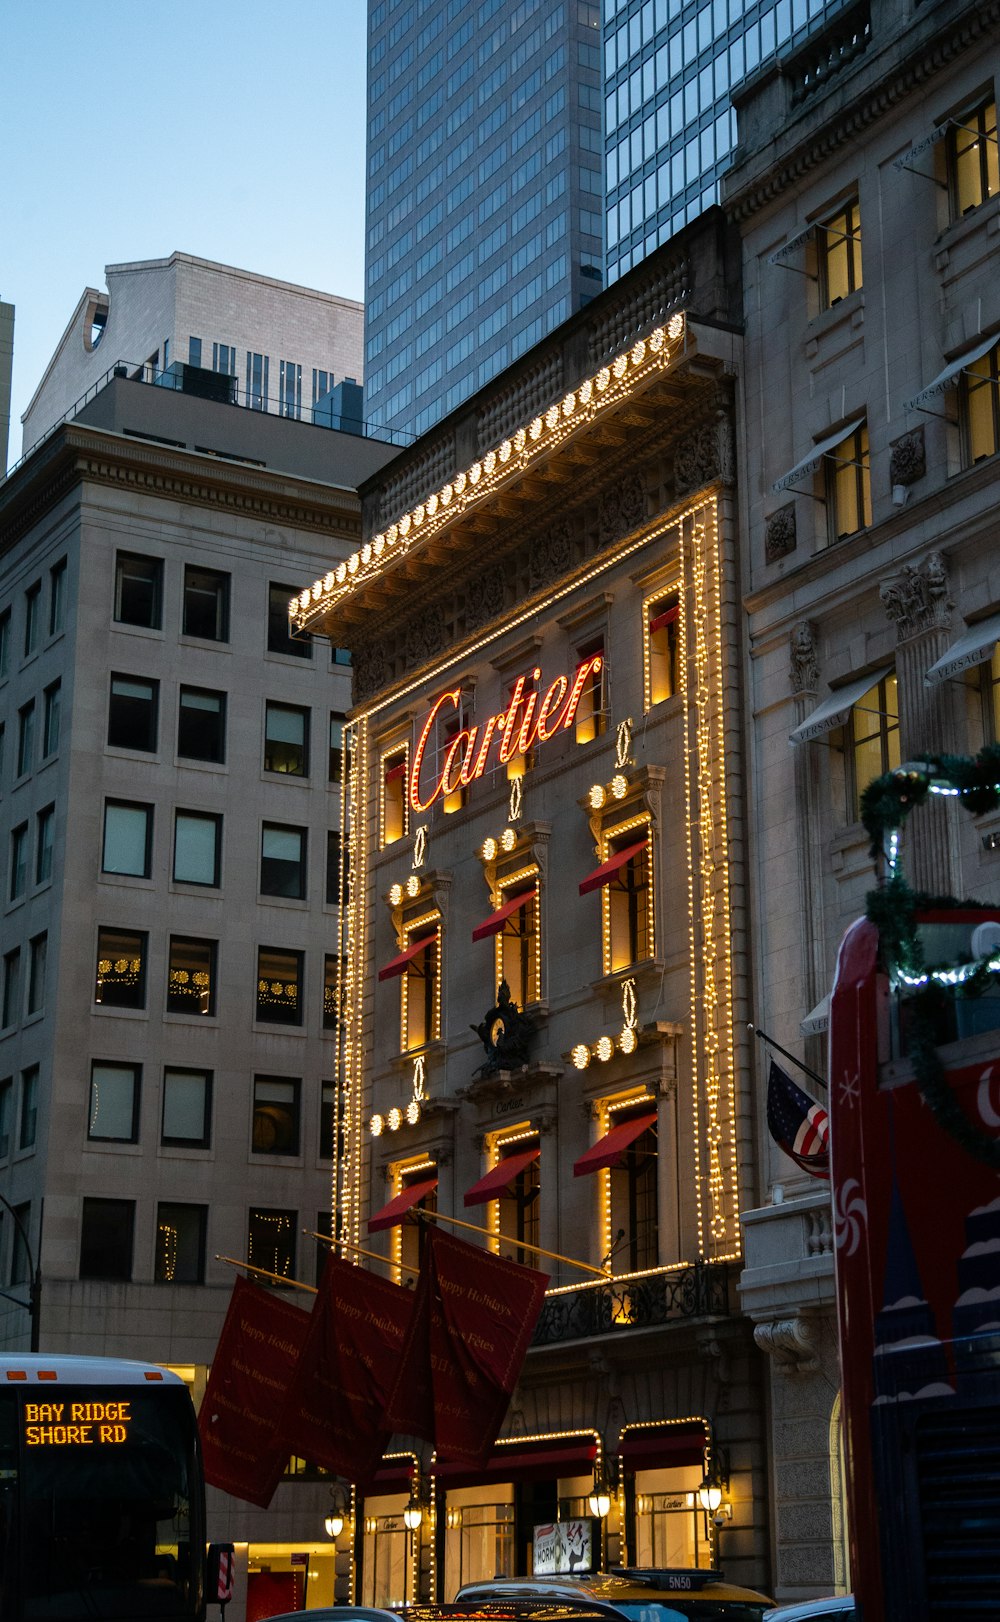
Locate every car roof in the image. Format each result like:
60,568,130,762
762,1601,854,1620
456,1570,773,1607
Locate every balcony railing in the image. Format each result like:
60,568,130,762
532,1260,732,1347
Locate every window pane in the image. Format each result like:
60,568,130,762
80,1198,134,1280
162,1068,211,1146
27,935,46,1016
265,704,308,774
174,813,220,885
252,1075,301,1155
326,830,341,905
24,583,41,656
35,807,54,884
268,584,311,657
43,682,61,756
247,1207,296,1282
155,1203,207,1283
108,676,158,751
50,560,67,635
329,715,345,782
20,1068,38,1149
115,554,162,628
257,947,302,1024
10,825,28,901
183,567,229,640
323,955,342,1031
0,1080,11,1158
261,824,306,898
17,703,34,776
103,802,151,877
167,937,216,1016
178,687,226,763
88,1062,139,1141
2,952,20,1029
95,927,147,1008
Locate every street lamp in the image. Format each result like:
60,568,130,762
324,1484,350,1540
698,1453,731,1527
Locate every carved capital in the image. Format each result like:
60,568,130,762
753,1313,819,1374
789,620,820,693
880,552,953,642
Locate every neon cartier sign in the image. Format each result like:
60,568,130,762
410,656,603,812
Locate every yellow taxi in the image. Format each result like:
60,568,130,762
456,1567,773,1622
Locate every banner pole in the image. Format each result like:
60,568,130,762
416,1208,609,1278
304,1229,405,1273
215,1253,317,1294
748,1021,827,1090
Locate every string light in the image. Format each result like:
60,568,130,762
571,1044,591,1069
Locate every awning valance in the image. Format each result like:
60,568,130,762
788,667,891,746
772,416,865,494
904,333,997,414
367,1177,438,1233
579,839,648,895
649,603,680,634
471,888,536,942
378,932,437,981
574,1111,657,1177
800,994,830,1038
464,1147,540,1207
431,1434,597,1488
619,1421,709,1467
924,611,1000,686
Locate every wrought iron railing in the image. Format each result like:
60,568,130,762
532,1260,732,1347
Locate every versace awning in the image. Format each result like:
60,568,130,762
924,612,1000,686
904,333,998,414
800,995,830,1038
471,888,536,942
579,839,648,895
788,668,892,746
464,1148,540,1207
772,416,865,494
367,1178,438,1233
573,1112,657,1177
377,932,437,981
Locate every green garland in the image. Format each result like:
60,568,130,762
860,744,1000,859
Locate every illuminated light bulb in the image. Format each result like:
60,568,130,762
413,503,424,525
514,428,526,450
596,367,611,392
649,327,665,352
361,544,371,566
374,535,385,556
529,416,543,440
589,784,607,809
348,552,360,573
611,774,628,799
336,559,347,585
387,1108,402,1132
631,340,646,365
389,883,403,906
571,1044,591,1070
481,837,498,861
613,354,628,378
595,1035,615,1062
668,312,684,338
427,492,438,515
406,1099,421,1125
324,571,335,591
619,1027,638,1055
399,514,411,536
299,591,311,614
501,827,517,852
579,379,593,403
312,579,323,600
387,522,399,543
441,483,453,505
469,461,482,484
370,1114,385,1137
545,405,559,429
484,450,496,474
455,471,467,494
288,596,300,621
406,874,421,897
562,392,576,416
499,440,512,463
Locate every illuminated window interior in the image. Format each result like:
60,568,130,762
497,882,539,1008
609,1107,658,1273
819,196,862,307
606,831,653,972
381,749,409,845
398,1167,437,1283
402,924,439,1052
646,594,679,707
848,673,899,820
574,637,607,744
496,1138,540,1267
964,340,1000,465
948,97,998,217
827,422,871,541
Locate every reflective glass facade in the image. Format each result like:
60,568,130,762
365,0,604,440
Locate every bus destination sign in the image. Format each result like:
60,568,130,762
24,1399,132,1446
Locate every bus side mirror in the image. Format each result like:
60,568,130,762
206,1543,235,1611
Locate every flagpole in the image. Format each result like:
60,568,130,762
416,1207,609,1278
305,1229,408,1274
748,1022,827,1090
215,1253,318,1294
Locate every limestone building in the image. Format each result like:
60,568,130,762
725,0,999,1604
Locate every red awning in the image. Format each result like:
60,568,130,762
431,1435,597,1488
573,1112,657,1177
367,1177,438,1233
471,888,536,942
649,603,680,634
464,1147,540,1207
579,839,648,895
378,932,437,981
619,1422,708,1468
384,760,407,782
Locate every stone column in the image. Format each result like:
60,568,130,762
790,623,828,1016
879,552,960,896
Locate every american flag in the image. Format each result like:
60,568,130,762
766,1060,830,1178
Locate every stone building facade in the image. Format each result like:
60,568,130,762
725,0,1000,1603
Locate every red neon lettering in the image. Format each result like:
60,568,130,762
534,674,569,742
409,688,462,811
469,712,504,780
551,654,603,733
497,672,531,765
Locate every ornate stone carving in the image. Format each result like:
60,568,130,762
889,425,926,487
353,637,389,705
598,473,645,545
404,604,447,667
674,423,722,495
470,981,536,1079
880,551,953,642
765,504,797,562
790,621,820,693
466,564,506,631
753,1314,819,1374
529,522,573,590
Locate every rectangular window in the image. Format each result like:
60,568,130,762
10,1202,31,1287
246,351,270,411
948,97,998,218
819,197,862,307
323,955,343,1032
114,553,163,629
326,830,341,906
247,1207,296,1284
609,1108,658,1271
213,342,236,376
252,1075,301,1155
381,749,409,845
26,934,46,1016
2,951,20,1029
849,673,900,820
256,946,303,1025
103,800,152,877
183,566,230,640
88,1061,140,1142
173,811,221,887
42,680,61,757
23,582,42,658
320,1081,340,1162
155,1202,207,1284
607,835,653,971
9,824,28,902
80,1198,134,1281
260,824,306,899
329,714,346,783
264,702,309,775
268,583,312,658
189,337,203,368
167,936,217,1017
963,340,1000,465
827,423,872,542
499,888,538,1010
49,559,67,636
279,360,302,419
94,926,147,1009
403,929,439,1052
17,702,34,777
646,593,679,708
19,1066,38,1150
162,1067,212,1148
108,675,158,752
497,1138,540,1268
574,638,606,744
0,609,9,678
0,1079,10,1158
178,686,226,763
35,805,54,885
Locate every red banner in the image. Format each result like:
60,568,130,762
198,1277,311,1507
281,1254,414,1486
385,1226,549,1464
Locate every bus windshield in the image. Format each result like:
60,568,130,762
0,1380,204,1621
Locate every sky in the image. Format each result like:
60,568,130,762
1,0,369,470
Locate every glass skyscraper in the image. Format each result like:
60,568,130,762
364,0,604,440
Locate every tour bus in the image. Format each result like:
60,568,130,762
0,1354,210,1621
